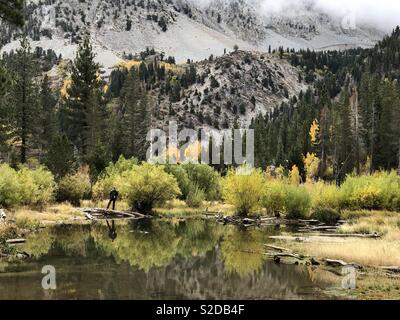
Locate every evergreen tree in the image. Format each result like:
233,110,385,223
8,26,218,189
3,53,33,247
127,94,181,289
45,134,76,179
38,74,57,160
0,0,25,26
120,68,151,161
62,36,108,164
8,36,39,163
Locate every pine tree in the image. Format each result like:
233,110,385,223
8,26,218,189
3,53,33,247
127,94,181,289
332,90,353,184
63,36,107,162
0,0,24,26
8,36,39,163
45,134,76,179
38,74,57,160
120,68,151,161
348,79,364,175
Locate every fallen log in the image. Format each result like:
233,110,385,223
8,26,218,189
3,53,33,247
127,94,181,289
81,208,146,220
316,233,381,239
299,226,339,232
379,266,400,273
324,259,349,267
264,252,304,260
298,219,320,224
264,244,291,252
6,239,26,244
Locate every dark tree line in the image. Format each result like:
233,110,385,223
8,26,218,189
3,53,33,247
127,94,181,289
253,27,400,182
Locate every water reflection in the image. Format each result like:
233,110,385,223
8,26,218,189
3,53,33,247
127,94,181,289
0,219,341,300
106,220,117,241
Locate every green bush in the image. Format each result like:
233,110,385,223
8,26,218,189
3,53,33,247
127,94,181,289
93,156,138,200
284,185,311,219
0,164,21,208
186,184,205,208
309,182,341,210
310,208,341,224
163,164,191,199
183,164,220,200
17,165,56,207
57,167,91,206
261,180,286,217
222,168,265,216
121,163,181,214
340,172,400,211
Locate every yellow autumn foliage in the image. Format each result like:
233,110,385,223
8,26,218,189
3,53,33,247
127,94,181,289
60,78,72,98
303,152,320,182
309,119,320,145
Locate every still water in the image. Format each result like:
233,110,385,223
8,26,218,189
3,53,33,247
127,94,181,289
0,219,343,300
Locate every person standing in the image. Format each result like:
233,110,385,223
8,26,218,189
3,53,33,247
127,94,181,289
107,187,119,211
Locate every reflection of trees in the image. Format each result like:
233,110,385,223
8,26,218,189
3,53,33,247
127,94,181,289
6,220,339,299
51,225,91,257
22,228,55,258
220,226,266,277
91,221,180,272
176,219,223,257
22,225,91,258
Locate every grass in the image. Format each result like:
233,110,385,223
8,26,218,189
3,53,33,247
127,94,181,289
154,200,237,217
81,199,131,211
6,203,84,229
282,211,400,268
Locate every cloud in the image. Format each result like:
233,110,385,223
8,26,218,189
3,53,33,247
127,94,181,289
193,0,400,31
313,0,400,31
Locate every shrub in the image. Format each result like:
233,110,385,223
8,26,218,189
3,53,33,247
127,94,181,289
310,208,341,224
351,185,383,210
186,184,205,208
17,166,56,207
309,182,341,210
93,156,138,200
163,164,190,199
0,164,21,208
121,163,181,214
340,172,400,211
183,164,220,200
57,167,91,206
261,180,286,217
222,168,265,216
284,185,311,219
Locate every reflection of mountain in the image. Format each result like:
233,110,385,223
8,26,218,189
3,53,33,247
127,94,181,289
0,220,340,299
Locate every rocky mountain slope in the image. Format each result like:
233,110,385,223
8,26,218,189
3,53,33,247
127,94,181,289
151,50,307,130
0,0,385,72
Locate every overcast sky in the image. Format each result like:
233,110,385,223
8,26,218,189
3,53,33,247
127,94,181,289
195,0,400,31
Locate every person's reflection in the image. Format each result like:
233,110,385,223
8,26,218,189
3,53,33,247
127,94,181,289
106,220,117,241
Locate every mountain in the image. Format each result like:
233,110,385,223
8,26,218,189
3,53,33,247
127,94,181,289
0,0,386,72
150,50,307,131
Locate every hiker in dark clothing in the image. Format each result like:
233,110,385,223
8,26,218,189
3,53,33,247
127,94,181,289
107,187,119,211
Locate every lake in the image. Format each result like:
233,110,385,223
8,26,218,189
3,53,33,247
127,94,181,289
0,219,344,300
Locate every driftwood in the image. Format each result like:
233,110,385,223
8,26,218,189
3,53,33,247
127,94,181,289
298,219,320,225
379,266,400,273
264,244,291,252
6,239,26,244
316,233,381,239
298,226,339,232
265,252,304,260
81,208,146,221
324,259,349,267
